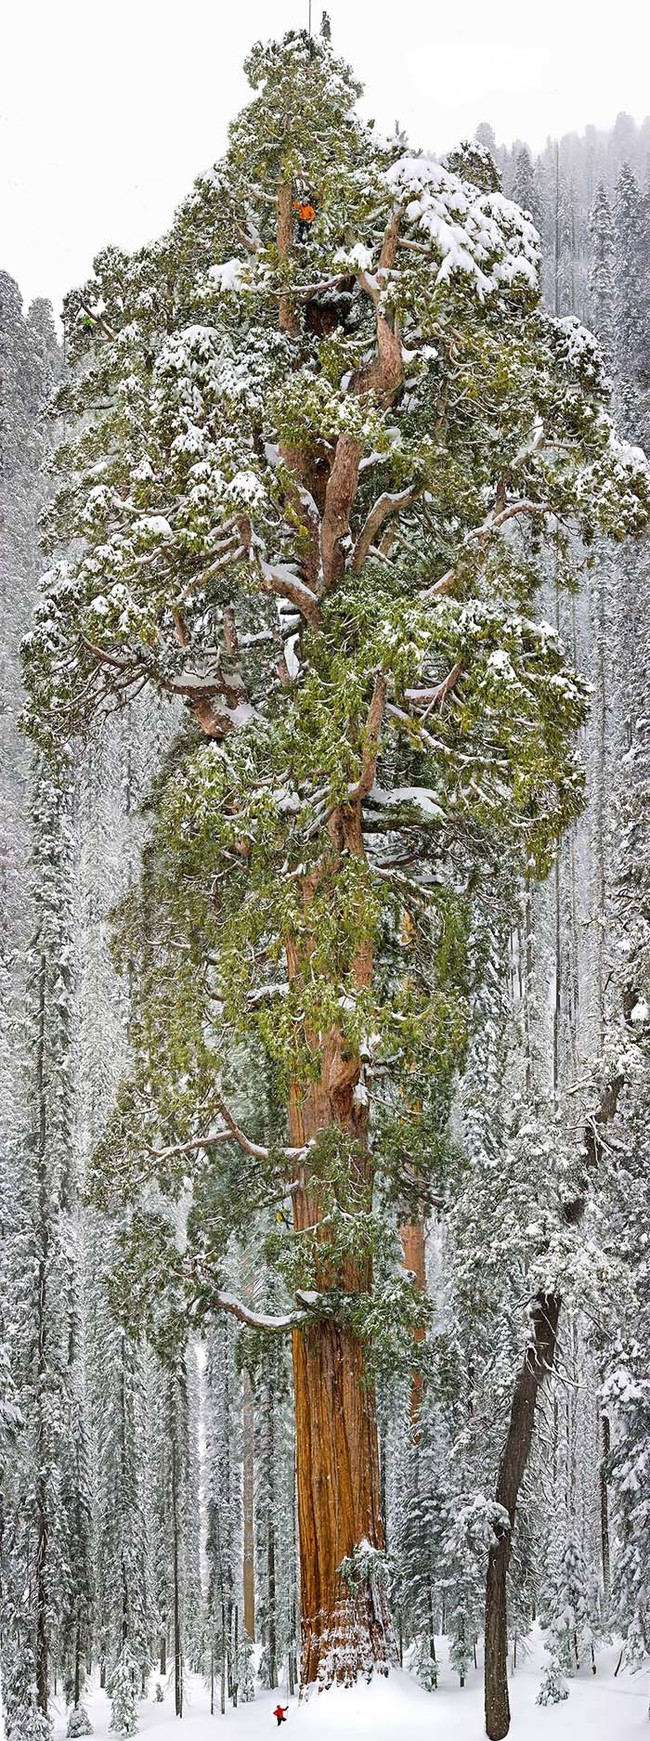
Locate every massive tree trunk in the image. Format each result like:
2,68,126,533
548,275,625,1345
289,1045,392,1686
291,1315,389,1686
287,800,393,1686
484,1292,560,1741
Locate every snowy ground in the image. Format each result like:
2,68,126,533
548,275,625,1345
47,1638,650,1741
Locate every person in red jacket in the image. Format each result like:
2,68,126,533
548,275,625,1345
273,1705,289,1726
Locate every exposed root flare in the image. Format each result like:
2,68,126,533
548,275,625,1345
301,1591,395,1690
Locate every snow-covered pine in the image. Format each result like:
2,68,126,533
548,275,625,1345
539,1527,599,1677
1,762,92,1734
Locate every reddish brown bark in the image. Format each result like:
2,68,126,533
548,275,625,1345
286,797,393,1685
400,1220,427,1426
320,435,364,594
289,1043,391,1686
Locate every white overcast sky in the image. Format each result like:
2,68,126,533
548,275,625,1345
2,0,649,317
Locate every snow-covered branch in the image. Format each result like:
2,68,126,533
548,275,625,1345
257,558,323,628
215,1291,308,1332
403,662,463,711
351,484,420,575
425,499,552,601
148,1101,308,1167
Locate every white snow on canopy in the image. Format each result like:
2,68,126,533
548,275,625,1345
134,515,173,540
607,430,650,476
556,315,603,372
369,784,444,820
385,155,540,297
209,257,247,292
334,241,375,271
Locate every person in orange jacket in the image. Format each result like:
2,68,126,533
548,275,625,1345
272,1703,289,1726
293,195,316,242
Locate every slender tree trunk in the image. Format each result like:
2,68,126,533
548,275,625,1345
74,1619,81,1708
484,1292,561,1741
400,1220,426,1425
427,1583,436,1665
242,1369,255,1642
266,1387,277,1691
232,1607,239,1708
171,1430,182,1717
289,1450,298,1695
599,1408,611,1607
35,950,49,1715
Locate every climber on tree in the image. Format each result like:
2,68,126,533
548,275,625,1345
272,1705,289,1727
293,191,316,242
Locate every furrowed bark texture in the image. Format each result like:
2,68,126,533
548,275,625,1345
287,803,392,1687
289,1067,391,1687
484,1292,560,1741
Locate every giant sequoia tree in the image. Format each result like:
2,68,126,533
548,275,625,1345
23,27,649,1688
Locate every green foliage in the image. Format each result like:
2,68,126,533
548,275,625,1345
22,26,650,1359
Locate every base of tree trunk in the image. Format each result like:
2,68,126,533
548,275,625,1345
293,1312,395,1689
484,1292,561,1741
301,1588,394,1688
485,1539,511,1740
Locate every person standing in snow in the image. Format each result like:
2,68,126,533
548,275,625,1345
273,1704,289,1726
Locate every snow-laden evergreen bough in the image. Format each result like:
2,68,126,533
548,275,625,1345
22,22,650,1704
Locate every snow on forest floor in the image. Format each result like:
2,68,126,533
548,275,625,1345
46,1639,650,1741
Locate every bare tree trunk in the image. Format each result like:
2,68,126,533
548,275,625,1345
600,1408,611,1608
292,1312,389,1684
286,799,393,1687
484,1293,561,1741
242,1370,255,1642
232,1607,239,1709
400,1220,427,1425
266,1385,277,1691
35,950,49,1715
171,1430,183,1717
289,1040,390,1685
